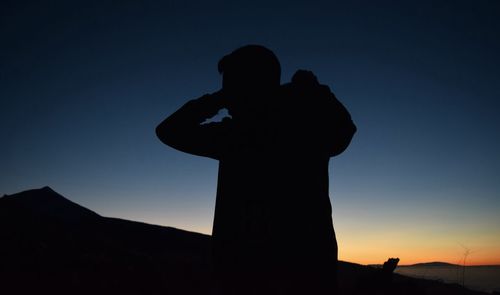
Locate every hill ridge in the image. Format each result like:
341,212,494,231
0,187,489,295
0,186,100,222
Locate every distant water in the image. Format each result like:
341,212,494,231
395,265,500,293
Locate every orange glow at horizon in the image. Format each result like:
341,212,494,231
99,208,500,266
339,249,500,266
336,230,500,266
332,198,500,266
167,220,500,266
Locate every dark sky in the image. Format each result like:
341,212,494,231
1,0,499,264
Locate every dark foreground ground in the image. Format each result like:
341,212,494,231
0,187,491,295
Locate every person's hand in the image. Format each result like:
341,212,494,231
210,89,231,110
291,69,319,86
190,91,228,119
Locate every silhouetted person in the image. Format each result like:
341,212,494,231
156,45,356,295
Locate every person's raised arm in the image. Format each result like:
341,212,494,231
288,70,356,157
156,91,228,159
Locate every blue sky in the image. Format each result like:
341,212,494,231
1,0,499,264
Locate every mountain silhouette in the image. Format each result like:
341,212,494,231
1,186,99,222
404,262,460,267
0,187,488,295
0,187,211,295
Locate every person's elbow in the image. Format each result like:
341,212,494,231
348,120,357,140
156,118,175,147
330,120,357,157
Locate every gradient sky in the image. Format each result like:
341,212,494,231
1,0,499,265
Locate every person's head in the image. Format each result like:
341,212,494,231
218,45,281,118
